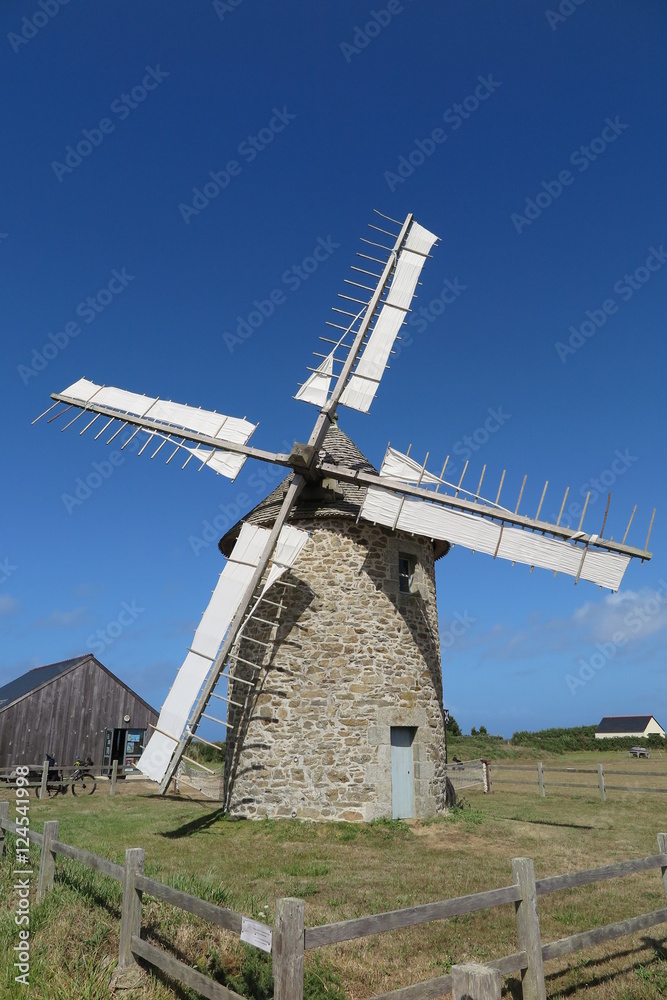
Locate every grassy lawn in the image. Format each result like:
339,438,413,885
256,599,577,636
1,752,667,999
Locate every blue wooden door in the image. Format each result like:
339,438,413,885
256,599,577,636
391,727,415,819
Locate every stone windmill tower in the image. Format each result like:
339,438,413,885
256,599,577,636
219,423,451,821
37,210,654,821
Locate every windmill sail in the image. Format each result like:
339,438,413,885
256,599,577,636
294,351,335,408
380,446,448,488
360,485,630,590
340,222,439,413
36,209,654,801
296,213,439,413
50,377,257,479
138,522,309,783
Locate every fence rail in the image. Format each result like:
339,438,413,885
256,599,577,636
304,884,522,949
2,795,667,1000
0,799,272,998
443,758,490,793
0,759,157,798
134,873,243,932
489,760,667,801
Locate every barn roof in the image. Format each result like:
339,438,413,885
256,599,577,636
595,715,658,734
0,656,87,711
219,424,450,559
0,654,158,716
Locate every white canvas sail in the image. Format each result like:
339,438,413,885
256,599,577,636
138,523,309,782
360,485,630,591
56,377,257,479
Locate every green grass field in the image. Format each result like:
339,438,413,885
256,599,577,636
1,750,666,999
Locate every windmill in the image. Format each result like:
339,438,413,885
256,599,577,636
35,211,654,820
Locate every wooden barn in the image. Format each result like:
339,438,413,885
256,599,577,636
0,654,158,771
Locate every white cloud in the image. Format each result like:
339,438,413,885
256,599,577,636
467,579,667,666
572,581,667,642
0,594,20,616
35,607,88,629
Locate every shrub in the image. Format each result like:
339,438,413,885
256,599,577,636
510,726,666,754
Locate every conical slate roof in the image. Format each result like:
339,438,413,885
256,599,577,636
219,424,377,556
219,424,450,559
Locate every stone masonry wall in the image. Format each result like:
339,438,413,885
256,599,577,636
223,517,447,821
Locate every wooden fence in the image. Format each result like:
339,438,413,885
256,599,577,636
0,759,146,797
1,801,667,999
443,758,490,793
489,760,667,801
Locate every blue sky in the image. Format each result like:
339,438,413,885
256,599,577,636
1,0,666,739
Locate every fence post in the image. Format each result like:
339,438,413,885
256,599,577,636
40,759,49,799
537,761,545,797
597,764,606,802
658,833,667,900
511,857,546,1000
273,897,304,1000
482,760,491,793
0,801,8,856
117,847,145,976
452,962,501,999
36,819,59,902
110,759,118,796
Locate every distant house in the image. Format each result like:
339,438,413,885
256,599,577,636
0,654,158,771
595,715,666,740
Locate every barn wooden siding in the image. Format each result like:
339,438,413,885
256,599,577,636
0,656,158,768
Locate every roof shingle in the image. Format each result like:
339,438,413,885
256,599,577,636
219,424,378,555
596,715,654,734
0,656,88,711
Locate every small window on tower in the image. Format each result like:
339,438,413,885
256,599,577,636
398,553,416,594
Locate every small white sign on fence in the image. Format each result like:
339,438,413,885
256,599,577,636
241,916,273,953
